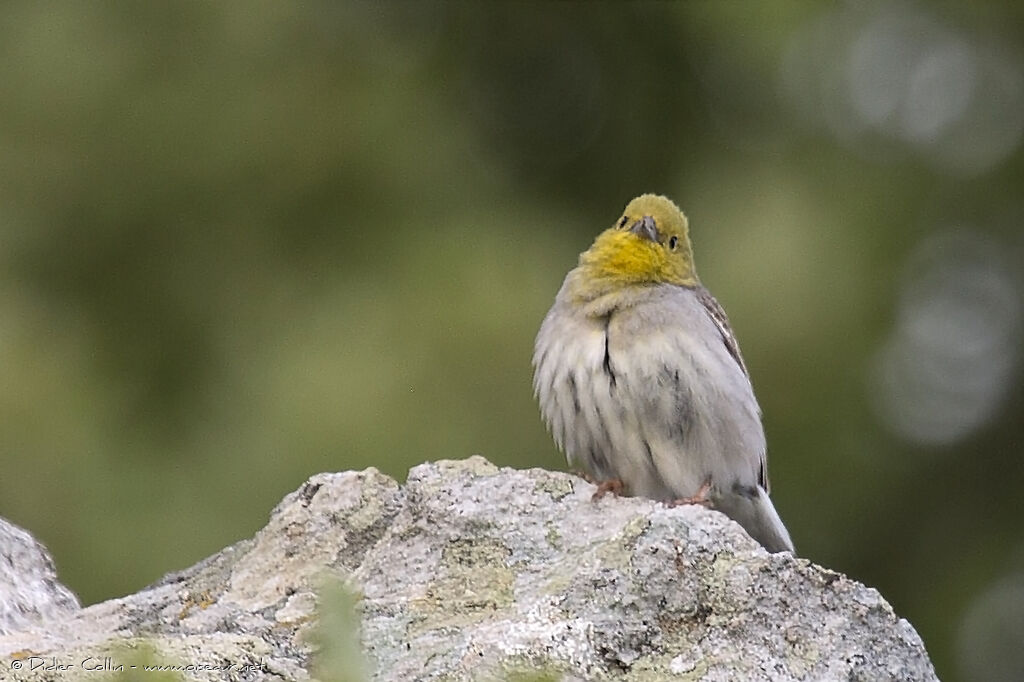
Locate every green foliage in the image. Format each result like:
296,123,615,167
312,578,369,682
99,642,183,682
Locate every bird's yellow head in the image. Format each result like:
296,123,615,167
574,194,698,296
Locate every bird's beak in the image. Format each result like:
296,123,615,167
630,215,659,242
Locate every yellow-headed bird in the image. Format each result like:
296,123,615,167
533,194,793,553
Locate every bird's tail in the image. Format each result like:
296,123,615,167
716,486,794,554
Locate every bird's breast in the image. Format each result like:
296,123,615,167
534,286,765,499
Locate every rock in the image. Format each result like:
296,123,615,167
0,457,938,681
0,519,80,636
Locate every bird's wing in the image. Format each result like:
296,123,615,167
695,285,770,492
695,285,749,377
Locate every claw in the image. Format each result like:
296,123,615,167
573,469,596,484
666,479,713,508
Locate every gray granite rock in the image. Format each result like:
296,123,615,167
0,458,938,681
0,519,80,636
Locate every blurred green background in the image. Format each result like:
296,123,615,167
2,2,1022,680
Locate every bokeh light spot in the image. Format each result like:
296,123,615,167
871,228,1022,446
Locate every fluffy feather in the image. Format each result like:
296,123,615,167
533,194,793,553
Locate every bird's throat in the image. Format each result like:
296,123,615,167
572,230,697,299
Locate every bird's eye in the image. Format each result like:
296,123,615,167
668,236,678,250
618,216,628,228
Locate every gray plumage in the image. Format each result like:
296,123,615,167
533,272,794,553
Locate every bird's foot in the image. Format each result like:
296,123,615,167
591,478,625,502
666,479,713,508
572,469,596,484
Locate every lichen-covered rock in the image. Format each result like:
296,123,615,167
0,519,80,636
0,467,404,681
0,458,938,681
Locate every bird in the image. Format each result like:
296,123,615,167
532,193,794,553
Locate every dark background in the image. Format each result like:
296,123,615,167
2,3,1022,680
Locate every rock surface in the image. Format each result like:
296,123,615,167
0,457,938,681
0,519,80,636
